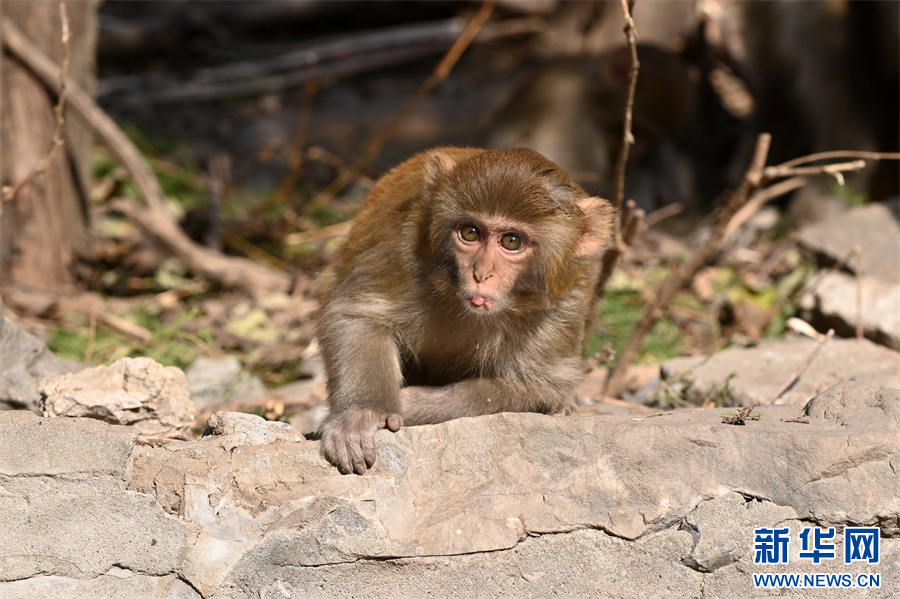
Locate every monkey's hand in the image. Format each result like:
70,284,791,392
319,408,403,475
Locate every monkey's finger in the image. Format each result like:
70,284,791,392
350,441,371,475
359,431,378,472
384,414,402,432
323,434,354,475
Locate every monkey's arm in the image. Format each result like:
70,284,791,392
400,364,580,426
318,307,404,475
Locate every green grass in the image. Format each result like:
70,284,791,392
48,307,216,370
585,286,689,365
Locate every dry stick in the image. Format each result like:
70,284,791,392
764,329,834,405
854,245,863,339
1,3,70,204
1,17,292,295
763,159,866,186
604,133,774,397
774,150,900,169
274,58,319,203
285,221,353,246
611,0,639,216
604,143,888,396
723,176,807,238
582,0,642,350
313,0,496,206
84,306,97,364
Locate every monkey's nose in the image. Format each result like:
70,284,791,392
473,269,493,283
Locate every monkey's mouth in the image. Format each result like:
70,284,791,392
460,292,498,311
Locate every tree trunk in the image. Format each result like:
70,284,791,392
0,0,99,294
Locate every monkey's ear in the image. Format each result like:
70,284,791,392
423,149,459,187
576,197,615,256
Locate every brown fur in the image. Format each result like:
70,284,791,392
317,147,614,474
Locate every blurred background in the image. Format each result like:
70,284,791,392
1,0,897,429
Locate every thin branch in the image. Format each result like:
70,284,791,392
762,160,865,187
723,176,807,238
1,2,70,204
611,0,639,215
1,16,292,295
774,150,900,170
763,329,834,405
274,58,319,202
582,0,643,350
604,133,772,397
284,220,353,246
313,1,496,205
854,245,863,339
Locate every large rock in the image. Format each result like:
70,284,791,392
798,201,900,285
662,337,900,406
799,271,900,350
0,316,80,412
2,382,897,598
39,356,197,435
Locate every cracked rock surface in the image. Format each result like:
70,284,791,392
1,381,897,598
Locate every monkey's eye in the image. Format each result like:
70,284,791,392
500,233,525,252
459,225,481,242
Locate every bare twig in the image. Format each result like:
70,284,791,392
773,150,900,169
603,140,899,395
284,220,353,246
763,159,865,187
84,307,97,364
643,202,684,228
854,245,863,339
274,58,319,203
763,329,834,405
611,0,639,215
1,16,292,295
1,3,70,204
604,133,773,397
583,0,643,349
723,176,807,238
98,311,153,342
313,1,496,205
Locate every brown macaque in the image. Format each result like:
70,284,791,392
317,147,614,474
483,44,696,211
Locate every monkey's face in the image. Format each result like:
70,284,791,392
450,214,535,313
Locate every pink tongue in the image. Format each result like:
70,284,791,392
471,295,487,306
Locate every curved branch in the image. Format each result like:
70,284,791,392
1,17,292,295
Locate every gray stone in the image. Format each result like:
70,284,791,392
0,412,189,584
800,271,900,350
0,316,80,411
662,337,900,406
206,410,305,445
798,201,900,284
40,356,197,434
185,356,267,413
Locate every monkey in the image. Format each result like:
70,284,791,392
316,147,614,474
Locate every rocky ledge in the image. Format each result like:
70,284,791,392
0,381,897,598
